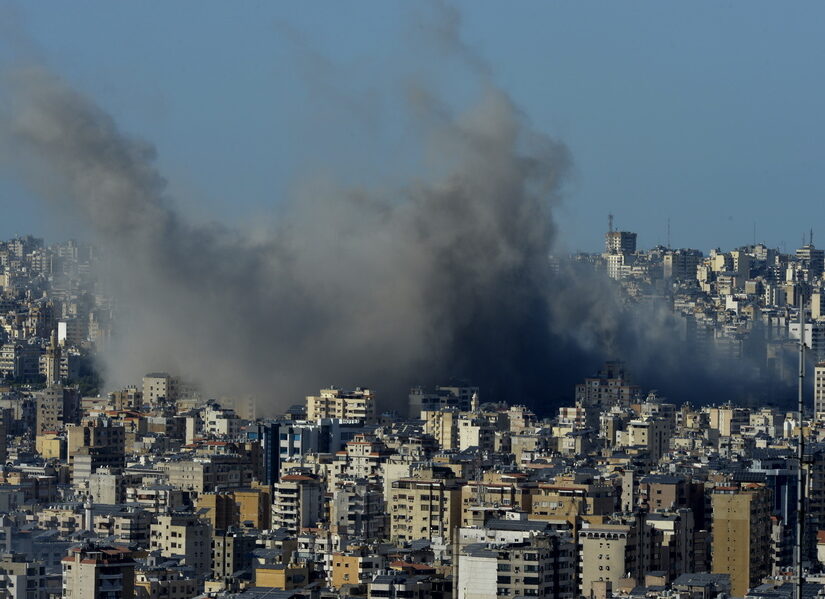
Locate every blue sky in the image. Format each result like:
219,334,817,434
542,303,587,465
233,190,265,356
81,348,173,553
2,1,824,253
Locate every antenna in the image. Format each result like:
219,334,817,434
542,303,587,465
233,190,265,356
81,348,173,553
667,218,671,249
608,214,614,234
811,228,814,247
796,290,805,599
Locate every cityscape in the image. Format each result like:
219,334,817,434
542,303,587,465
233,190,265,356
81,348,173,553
0,228,822,598
1,3,823,599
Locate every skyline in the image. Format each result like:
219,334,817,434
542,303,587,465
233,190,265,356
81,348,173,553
0,1,823,253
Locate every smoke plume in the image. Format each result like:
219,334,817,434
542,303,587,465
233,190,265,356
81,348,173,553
0,15,791,415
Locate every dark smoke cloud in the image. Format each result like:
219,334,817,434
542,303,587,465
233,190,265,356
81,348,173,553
0,14,791,415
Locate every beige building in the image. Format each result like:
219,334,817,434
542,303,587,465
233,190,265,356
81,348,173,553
460,472,533,527
458,414,496,451
135,566,198,599
711,482,772,597
389,466,463,544
67,418,126,483
705,405,750,437
578,518,649,597
255,562,310,590
815,362,825,419
142,373,179,405
157,456,254,494
306,387,375,422
530,478,615,529
458,534,575,599
422,409,460,450
330,548,386,589
234,486,272,530
212,529,257,580
61,543,135,599
272,474,323,535
0,552,48,599
149,513,211,575
621,417,670,461
197,492,239,531
35,385,80,434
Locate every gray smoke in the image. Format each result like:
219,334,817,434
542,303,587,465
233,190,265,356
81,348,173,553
0,19,791,415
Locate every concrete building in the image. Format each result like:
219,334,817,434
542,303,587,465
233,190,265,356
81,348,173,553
34,385,80,434
149,513,211,575
141,373,179,405
389,467,462,544
197,492,239,531
575,362,641,414
458,534,575,599
422,409,461,451
605,231,637,255
306,387,375,423
664,249,703,281
796,243,825,278
67,418,126,483
330,478,386,539
134,566,198,599
622,417,671,461
705,405,750,437
234,487,272,530
711,482,772,597
203,404,242,438
0,552,48,599
331,548,386,589
157,455,254,493
578,517,650,597
408,385,479,418
61,543,135,599
212,528,257,580
646,509,695,581
271,474,323,535
816,362,825,419
368,574,434,599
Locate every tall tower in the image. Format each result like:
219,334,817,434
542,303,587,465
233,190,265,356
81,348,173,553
43,331,61,387
711,483,772,597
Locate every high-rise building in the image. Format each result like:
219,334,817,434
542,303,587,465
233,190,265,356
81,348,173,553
330,478,385,538
796,243,825,279
67,418,126,484
34,385,81,434
61,543,135,599
815,362,825,419
663,249,703,281
271,473,323,535
306,387,375,423
408,385,479,417
578,516,651,597
711,482,772,597
605,230,637,255
41,332,61,387
389,466,462,544
575,362,641,429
